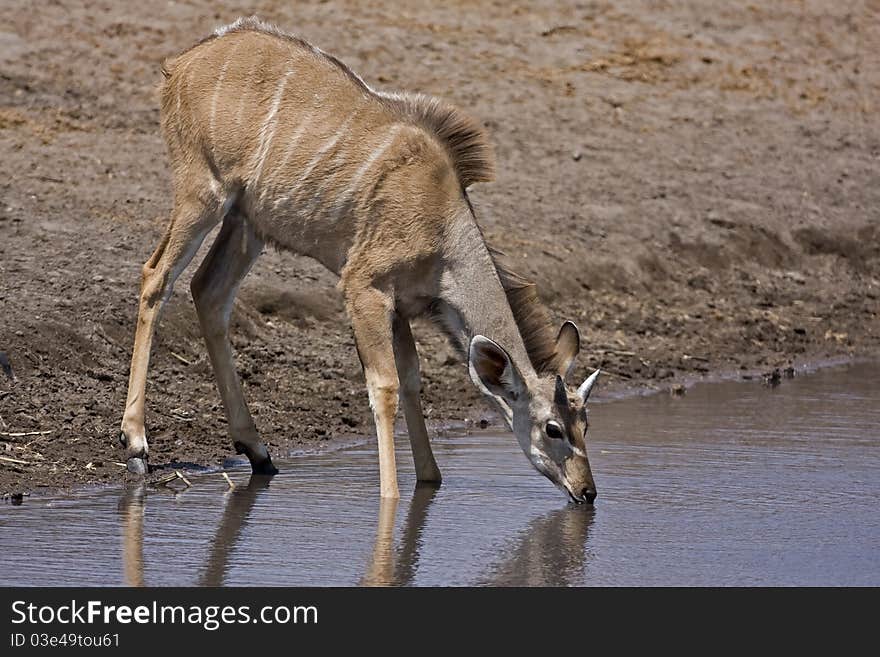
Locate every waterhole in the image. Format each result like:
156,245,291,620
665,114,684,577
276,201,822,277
1,362,877,585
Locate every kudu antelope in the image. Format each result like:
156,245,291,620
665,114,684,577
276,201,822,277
120,17,601,503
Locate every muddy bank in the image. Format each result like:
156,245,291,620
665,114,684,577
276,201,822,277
1,1,878,498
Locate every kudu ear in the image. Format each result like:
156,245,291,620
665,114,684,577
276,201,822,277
577,369,601,402
553,321,581,379
468,335,525,403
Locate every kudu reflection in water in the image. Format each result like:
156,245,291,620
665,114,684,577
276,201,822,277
482,506,595,586
199,475,273,586
119,475,436,586
119,477,587,585
361,484,438,587
118,475,273,587
117,485,146,587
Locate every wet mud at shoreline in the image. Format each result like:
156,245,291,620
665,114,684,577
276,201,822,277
1,1,879,496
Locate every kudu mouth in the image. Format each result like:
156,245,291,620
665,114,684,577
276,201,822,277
530,456,597,505
567,487,597,505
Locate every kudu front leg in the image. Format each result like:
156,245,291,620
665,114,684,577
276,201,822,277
345,286,400,499
392,315,441,483
120,196,217,473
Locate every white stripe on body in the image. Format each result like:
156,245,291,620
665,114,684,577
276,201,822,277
317,124,404,223
272,111,358,210
346,125,403,196
209,47,238,147
232,57,255,133
262,116,316,207
250,71,295,185
174,56,194,118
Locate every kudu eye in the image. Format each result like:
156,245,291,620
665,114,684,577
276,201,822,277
545,421,564,440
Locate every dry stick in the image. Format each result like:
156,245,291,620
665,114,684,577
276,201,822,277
221,472,235,489
175,470,192,487
0,430,52,438
596,348,637,357
0,455,30,465
154,473,178,487
599,369,632,380
170,352,193,366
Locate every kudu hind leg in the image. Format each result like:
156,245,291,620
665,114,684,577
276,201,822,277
120,196,219,473
392,315,441,483
346,286,400,499
190,215,277,474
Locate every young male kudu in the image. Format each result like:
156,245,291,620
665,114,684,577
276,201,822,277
119,17,601,503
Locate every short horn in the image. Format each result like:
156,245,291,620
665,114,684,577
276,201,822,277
554,375,568,408
577,369,600,402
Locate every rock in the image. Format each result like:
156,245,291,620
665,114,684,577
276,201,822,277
0,351,12,379
762,369,782,386
126,457,148,475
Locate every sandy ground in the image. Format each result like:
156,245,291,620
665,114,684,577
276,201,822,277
1,0,878,498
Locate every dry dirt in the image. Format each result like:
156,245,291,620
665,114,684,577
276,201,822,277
1,0,878,499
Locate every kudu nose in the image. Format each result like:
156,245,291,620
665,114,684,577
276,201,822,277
581,487,597,504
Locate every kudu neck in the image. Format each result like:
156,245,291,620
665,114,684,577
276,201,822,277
439,209,537,383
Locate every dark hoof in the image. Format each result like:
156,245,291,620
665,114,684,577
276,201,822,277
118,432,127,447
126,457,148,475
251,458,279,476
233,441,279,476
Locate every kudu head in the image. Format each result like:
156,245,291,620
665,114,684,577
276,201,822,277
468,321,600,504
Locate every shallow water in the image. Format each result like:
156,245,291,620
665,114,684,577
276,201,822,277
1,362,878,586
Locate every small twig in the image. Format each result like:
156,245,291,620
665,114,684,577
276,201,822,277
0,455,30,465
599,369,632,379
170,352,193,366
0,430,52,437
91,325,117,348
175,470,192,487
596,348,637,357
221,472,235,489
112,461,127,468
154,473,178,487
